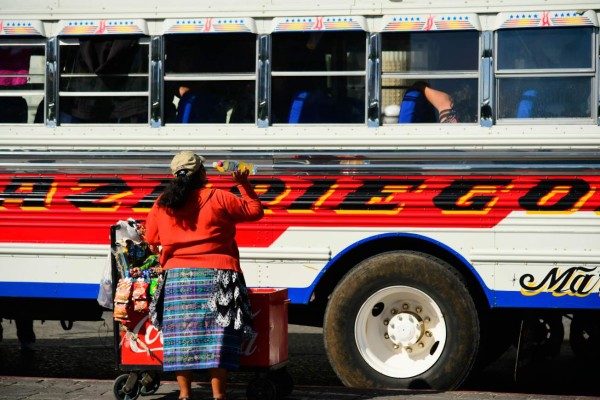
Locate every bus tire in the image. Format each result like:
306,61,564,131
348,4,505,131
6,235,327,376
570,312,600,362
323,250,479,390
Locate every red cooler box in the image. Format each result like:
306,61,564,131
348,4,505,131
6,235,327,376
241,288,289,368
118,287,289,370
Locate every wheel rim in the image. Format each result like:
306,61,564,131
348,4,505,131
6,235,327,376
114,374,141,400
354,285,447,379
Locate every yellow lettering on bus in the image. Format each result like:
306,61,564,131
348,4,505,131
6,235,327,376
442,185,499,215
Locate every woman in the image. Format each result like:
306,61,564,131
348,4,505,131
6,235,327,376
145,151,264,400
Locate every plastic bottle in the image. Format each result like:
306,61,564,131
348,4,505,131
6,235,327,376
212,160,257,175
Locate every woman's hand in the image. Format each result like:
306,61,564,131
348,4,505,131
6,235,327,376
232,168,250,185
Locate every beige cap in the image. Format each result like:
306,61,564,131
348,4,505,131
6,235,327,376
170,151,206,176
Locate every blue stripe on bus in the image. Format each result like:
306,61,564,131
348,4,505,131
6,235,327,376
301,232,494,306
494,290,600,309
0,282,99,299
287,287,310,304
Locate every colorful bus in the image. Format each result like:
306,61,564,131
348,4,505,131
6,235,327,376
1,0,599,391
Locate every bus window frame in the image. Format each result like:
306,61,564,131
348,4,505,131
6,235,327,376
494,25,597,124
56,35,151,125
380,29,481,125
269,29,369,125
162,32,258,125
0,37,46,125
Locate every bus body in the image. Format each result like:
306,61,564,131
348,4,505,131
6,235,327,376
1,0,599,390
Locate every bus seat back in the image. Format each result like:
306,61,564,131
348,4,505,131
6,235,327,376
517,89,537,118
398,89,436,123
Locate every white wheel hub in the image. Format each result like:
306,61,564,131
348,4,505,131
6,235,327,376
387,313,423,347
354,286,447,379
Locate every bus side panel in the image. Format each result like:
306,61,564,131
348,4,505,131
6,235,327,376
1,173,600,316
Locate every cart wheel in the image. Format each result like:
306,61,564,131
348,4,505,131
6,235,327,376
246,377,277,400
139,372,160,396
113,373,142,400
269,368,294,398
140,377,160,396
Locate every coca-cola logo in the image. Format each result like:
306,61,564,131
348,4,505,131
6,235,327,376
127,315,163,353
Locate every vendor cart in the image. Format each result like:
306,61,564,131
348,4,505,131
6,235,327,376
109,222,294,400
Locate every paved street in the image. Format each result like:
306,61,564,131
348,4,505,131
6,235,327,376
0,314,598,399
2,376,595,400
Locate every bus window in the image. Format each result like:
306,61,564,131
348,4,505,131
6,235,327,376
0,39,45,124
498,77,591,119
164,33,256,124
58,36,149,124
498,27,593,70
496,26,594,120
381,30,479,124
271,31,366,124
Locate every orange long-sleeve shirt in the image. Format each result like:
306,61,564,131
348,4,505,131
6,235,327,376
145,183,264,272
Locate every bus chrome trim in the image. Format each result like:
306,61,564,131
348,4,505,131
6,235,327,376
0,149,599,175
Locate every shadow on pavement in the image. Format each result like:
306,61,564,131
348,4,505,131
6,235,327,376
0,317,597,398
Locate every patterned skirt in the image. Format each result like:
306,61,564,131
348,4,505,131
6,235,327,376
161,268,252,371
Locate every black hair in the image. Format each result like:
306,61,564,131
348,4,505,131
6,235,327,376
411,80,430,92
157,168,205,210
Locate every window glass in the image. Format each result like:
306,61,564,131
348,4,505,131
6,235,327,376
165,33,256,74
382,78,478,124
272,76,365,123
496,26,594,121
0,41,45,124
498,77,591,119
382,30,479,72
381,30,479,124
59,36,149,124
271,31,366,124
164,33,256,124
497,27,593,70
272,31,365,72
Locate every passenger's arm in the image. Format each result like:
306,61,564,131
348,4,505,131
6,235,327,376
423,86,457,123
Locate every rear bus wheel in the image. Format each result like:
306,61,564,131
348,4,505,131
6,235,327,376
323,251,479,390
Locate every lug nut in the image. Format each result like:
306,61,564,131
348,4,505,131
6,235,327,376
415,306,422,313
383,319,389,326
402,303,409,310
425,331,432,337
391,308,397,315
384,333,389,339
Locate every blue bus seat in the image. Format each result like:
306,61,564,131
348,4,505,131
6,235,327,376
177,91,223,123
398,89,436,123
288,91,309,123
517,89,537,118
